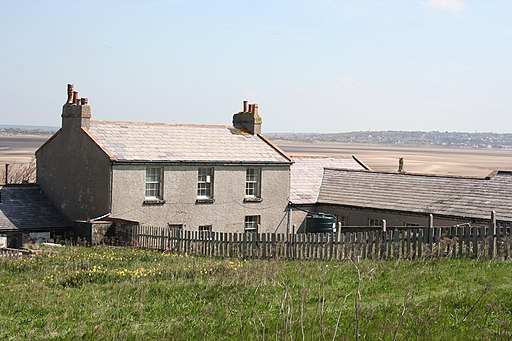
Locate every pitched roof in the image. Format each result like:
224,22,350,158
0,185,71,232
290,156,367,205
317,169,512,222
86,120,291,164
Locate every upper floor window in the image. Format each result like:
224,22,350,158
244,215,260,233
245,168,261,198
145,167,163,199
197,167,214,199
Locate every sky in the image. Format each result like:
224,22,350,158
0,0,511,133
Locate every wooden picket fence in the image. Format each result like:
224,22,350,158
131,222,512,260
0,248,32,260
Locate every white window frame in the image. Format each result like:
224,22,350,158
197,167,214,199
245,168,261,198
145,167,163,200
244,215,260,233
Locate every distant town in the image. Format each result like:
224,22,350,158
0,126,58,136
268,131,512,149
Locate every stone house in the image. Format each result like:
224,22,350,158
36,85,292,234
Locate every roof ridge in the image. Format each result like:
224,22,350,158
291,155,353,160
257,134,293,163
323,167,493,180
91,119,231,129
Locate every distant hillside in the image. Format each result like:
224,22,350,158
268,131,512,149
0,125,58,136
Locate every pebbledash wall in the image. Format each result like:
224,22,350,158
36,85,292,233
111,164,290,232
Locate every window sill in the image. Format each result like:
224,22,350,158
143,199,166,205
244,197,263,203
196,198,215,204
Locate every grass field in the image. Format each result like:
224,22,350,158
0,247,511,340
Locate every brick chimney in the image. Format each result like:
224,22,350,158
232,100,262,134
61,84,91,130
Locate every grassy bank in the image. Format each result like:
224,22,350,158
0,247,511,340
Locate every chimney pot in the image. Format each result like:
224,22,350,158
81,98,88,105
67,84,74,104
72,91,79,105
243,100,248,112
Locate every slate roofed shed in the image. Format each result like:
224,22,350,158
317,168,512,222
0,185,71,232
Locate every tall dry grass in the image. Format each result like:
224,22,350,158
0,159,36,184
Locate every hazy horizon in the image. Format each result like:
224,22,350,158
1,1,511,133
1,124,512,135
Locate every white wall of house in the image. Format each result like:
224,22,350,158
111,164,291,233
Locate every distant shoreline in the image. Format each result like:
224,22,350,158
0,133,53,138
273,139,512,152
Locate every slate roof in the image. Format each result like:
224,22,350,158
0,185,71,232
290,156,368,205
317,169,512,222
86,121,291,164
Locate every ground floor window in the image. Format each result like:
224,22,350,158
244,215,260,232
199,225,213,238
334,214,346,227
368,218,383,227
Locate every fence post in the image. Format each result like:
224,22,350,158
428,214,434,252
489,210,496,258
131,225,135,247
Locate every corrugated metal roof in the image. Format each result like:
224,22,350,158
317,169,512,222
290,157,366,204
87,120,291,164
0,185,71,232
